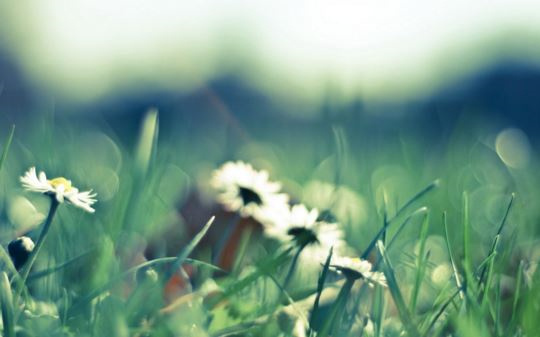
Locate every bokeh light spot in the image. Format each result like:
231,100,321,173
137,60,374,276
495,128,531,169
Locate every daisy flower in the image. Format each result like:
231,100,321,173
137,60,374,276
210,161,289,222
263,204,346,257
329,255,387,287
20,167,97,213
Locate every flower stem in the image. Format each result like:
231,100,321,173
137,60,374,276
14,197,59,310
282,245,304,292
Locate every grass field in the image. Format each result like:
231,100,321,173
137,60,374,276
0,109,539,337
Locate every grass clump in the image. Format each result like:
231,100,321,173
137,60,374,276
0,111,537,337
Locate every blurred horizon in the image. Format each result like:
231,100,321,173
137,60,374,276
2,1,540,109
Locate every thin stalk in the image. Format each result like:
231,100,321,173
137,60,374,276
362,206,427,260
14,197,59,308
282,245,304,291
0,125,15,173
477,194,514,289
387,179,439,224
310,247,333,333
377,240,420,337
509,260,524,331
410,213,430,313
494,274,502,336
207,247,292,309
318,277,355,337
443,212,464,299
422,287,462,336
0,272,15,337
27,249,94,282
462,191,476,301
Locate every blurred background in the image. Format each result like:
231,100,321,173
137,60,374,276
0,1,539,271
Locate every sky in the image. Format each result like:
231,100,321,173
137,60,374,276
2,0,540,104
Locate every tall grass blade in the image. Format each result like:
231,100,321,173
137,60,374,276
373,284,387,337
134,108,159,177
377,240,420,337
0,272,15,337
410,213,430,313
479,238,498,306
332,125,347,188
0,124,15,173
461,191,475,299
387,207,428,251
509,260,524,331
387,179,440,224
494,274,502,336
208,248,292,309
310,247,333,332
422,287,461,336
318,278,355,337
443,211,463,299
477,194,514,289
363,206,427,260
164,216,215,282
27,249,94,282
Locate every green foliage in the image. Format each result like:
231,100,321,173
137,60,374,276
0,113,537,337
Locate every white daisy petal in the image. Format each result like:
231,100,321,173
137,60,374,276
20,167,97,213
329,255,387,287
20,167,53,193
55,184,65,203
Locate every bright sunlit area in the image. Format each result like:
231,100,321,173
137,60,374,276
0,1,540,336
3,0,540,104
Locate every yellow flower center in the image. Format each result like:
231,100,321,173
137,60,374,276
49,177,73,192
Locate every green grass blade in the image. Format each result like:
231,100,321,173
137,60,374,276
310,246,333,332
0,272,15,337
509,260,524,330
318,278,355,337
494,274,502,336
208,248,292,309
410,212,430,313
134,108,159,177
332,125,347,188
443,211,463,299
361,179,439,260
387,207,428,251
0,246,19,279
377,240,420,337
266,273,309,326
422,287,461,336
0,124,15,173
479,238,499,305
461,191,476,300
231,226,254,276
387,179,440,223
164,216,215,282
477,194,514,289
373,283,387,337
363,206,427,260
27,249,94,282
